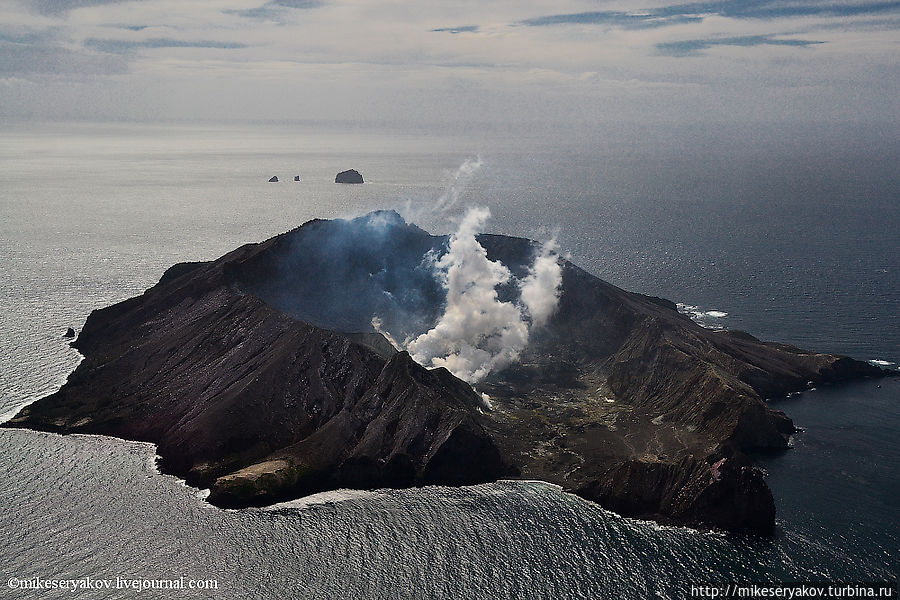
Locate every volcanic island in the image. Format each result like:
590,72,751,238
4,210,888,535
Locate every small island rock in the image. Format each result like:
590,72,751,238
63,327,75,338
294,175,300,182
335,169,364,184
268,176,279,182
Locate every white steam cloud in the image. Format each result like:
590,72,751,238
403,156,484,224
405,206,562,383
371,316,402,351
519,238,563,327
433,156,483,215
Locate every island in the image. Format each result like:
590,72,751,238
268,176,279,182
4,210,888,535
335,169,364,184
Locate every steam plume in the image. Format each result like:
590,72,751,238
405,207,562,383
403,156,484,225
433,156,483,215
371,316,402,351
519,238,563,327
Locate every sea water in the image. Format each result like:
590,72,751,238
0,121,897,598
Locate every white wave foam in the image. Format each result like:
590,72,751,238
499,479,563,488
676,303,729,330
0,406,25,425
147,452,162,475
869,359,895,367
264,488,379,510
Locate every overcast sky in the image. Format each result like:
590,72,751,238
1,0,898,126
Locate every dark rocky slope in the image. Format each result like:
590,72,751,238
4,211,888,534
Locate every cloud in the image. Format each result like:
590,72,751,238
658,35,825,56
0,0,897,124
519,1,900,29
271,0,322,7
103,24,153,31
25,0,134,15
0,43,127,75
431,25,479,34
520,11,703,29
0,30,53,45
84,37,247,53
709,0,900,21
226,0,323,21
0,26,128,75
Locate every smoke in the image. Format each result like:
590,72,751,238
403,156,484,225
405,207,562,383
433,156,483,215
519,238,563,327
371,316,402,351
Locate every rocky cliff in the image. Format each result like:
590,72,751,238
4,211,888,534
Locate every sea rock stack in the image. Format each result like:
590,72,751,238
268,176,279,182
335,169,364,184
63,327,75,338
294,175,300,182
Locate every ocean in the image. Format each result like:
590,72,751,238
1,121,897,598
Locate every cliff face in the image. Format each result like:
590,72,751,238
4,211,888,534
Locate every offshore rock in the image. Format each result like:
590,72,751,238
335,169,364,184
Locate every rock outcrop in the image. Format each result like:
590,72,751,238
5,211,889,534
63,327,75,338
268,176,279,182
335,169,364,184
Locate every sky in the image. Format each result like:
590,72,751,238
1,0,898,127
